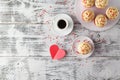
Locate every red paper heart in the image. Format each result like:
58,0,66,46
50,44,59,59
50,44,66,60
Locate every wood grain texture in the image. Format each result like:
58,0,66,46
0,0,120,80
0,57,120,80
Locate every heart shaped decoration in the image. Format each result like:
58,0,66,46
50,44,66,60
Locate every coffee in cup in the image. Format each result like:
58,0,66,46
57,19,68,30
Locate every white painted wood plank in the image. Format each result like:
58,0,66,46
0,23,120,57
0,0,75,23
46,57,120,80
0,57,120,80
0,57,46,80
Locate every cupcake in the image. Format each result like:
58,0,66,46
106,7,119,20
95,14,107,27
82,0,95,8
78,42,92,55
82,9,95,22
95,0,108,9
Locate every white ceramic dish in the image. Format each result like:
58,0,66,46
72,36,94,58
75,0,120,31
52,14,74,36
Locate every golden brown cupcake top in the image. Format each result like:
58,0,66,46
106,7,119,20
78,42,92,55
95,14,107,27
95,0,108,9
82,9,95,22
82,0,95,8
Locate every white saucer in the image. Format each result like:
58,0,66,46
52,14,74,36
75,0,120,31
72,36,94,58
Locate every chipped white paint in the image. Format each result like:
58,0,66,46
0,0,120,80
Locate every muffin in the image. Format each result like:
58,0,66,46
95,0,108,9
82,9,95,22
78,42,92,55
95,14,107,27
82,0,95,8
106,7,119,20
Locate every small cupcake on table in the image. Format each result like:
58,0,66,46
78,42,92,55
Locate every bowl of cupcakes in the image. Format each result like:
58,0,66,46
72,36,94,58
75,0,120,31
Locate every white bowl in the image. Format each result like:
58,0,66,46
72,36,94,58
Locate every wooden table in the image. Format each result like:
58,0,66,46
0,0,120,80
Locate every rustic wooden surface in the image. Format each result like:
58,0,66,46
0,0,120,80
